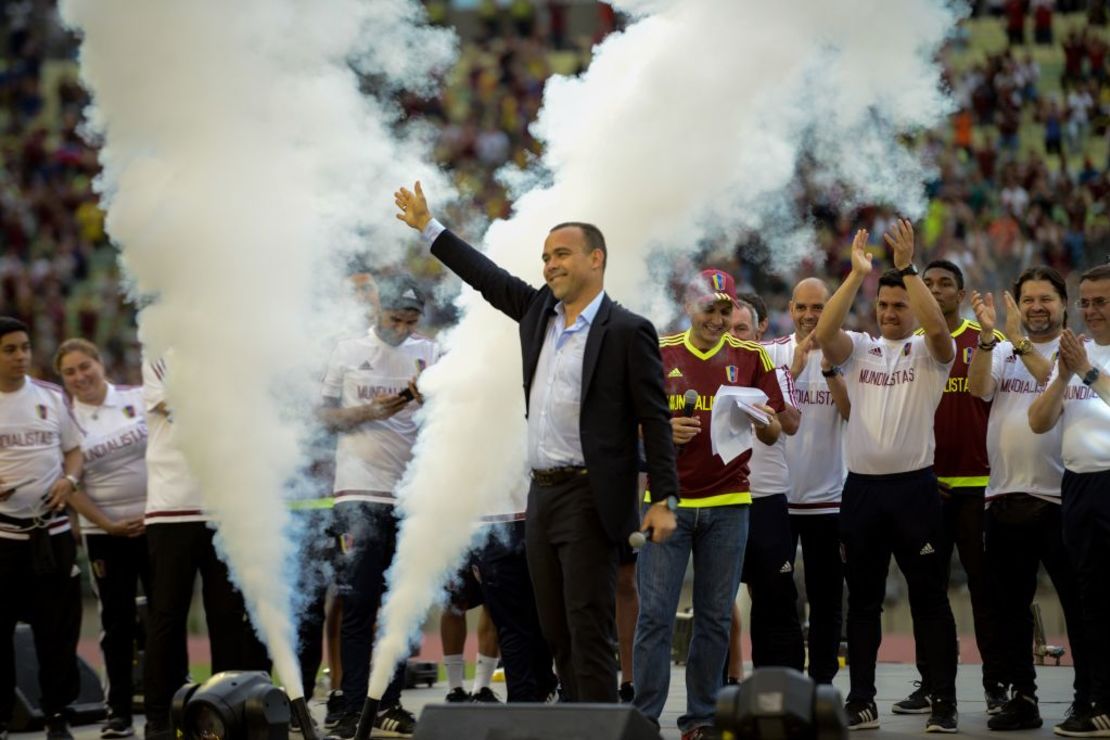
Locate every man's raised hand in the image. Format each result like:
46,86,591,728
884,218,916,270
849,229,872,277
394,181,431,232
1002,291,1023,341
971,291,996,337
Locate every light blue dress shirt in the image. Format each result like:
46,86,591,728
420,218,603,470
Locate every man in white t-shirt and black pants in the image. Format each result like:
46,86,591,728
815,223,960,733
0,317,84,740
1029,263,1110,737
966,266,1091,731
141,353,270,740
735,306,806,674
779,278,852,685
322,277,439,740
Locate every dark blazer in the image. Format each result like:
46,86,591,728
431,228,679,542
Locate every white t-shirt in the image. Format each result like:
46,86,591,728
781,333,851,514
841,332,954,475
983,338,1063,502
322,329,439,505
0,378,80,540
748,341,798,498
71,384,149,534
1056,340,1110,474
142,356,208,524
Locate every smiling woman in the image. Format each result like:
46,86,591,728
53,337,150,736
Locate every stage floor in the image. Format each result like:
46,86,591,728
37,661,1078,739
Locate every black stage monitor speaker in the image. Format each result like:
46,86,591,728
10,623,107,731
412,703,662,740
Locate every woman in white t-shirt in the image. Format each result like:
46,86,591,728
55,339,148,739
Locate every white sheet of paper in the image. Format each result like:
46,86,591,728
710,385,769,464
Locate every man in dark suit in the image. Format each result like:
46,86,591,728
394,181,679,702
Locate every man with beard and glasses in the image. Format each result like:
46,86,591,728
1030,264,1110,738
967,266,1091,732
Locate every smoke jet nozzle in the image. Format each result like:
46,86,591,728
353,696,381,740
290,696,318,740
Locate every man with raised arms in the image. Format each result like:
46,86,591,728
814,222,959,733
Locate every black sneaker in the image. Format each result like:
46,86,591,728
373,704,416,738
45,714,74,740
444,687,470,702
619,681,635,703
986,685,1010,715
471,687,501,703
101,715,135,738
989,694,1042,731
324,690,346,728
845,700,880,731
1055,703,1110,737
324,712,359,740
926,699,959,733
892,682,932,715
143,719,173,740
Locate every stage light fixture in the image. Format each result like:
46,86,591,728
172,670,308,740
715,667,847,740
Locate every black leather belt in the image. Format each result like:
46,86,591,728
531,466,588,487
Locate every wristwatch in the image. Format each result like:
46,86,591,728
1012,337,1033,356
978,336,999,351
1083,367,1101,387
654,495,679,511
64,474,80,491
896,263,919,277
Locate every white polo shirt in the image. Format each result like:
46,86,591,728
0,377,80,540
1055,339,1110,473
142,356,208,524
982,338,1062,502
71,384,149,534
841,332,954,475
781,333,852,514
322,329,439,505
748,342,798,498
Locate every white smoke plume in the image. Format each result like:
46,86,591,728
370,0,960,698
59,0,455,697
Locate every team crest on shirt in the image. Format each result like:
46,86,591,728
36,404,47,420
122,405,136,419
902,343,912,357
963,347,973,364
725,365,739,383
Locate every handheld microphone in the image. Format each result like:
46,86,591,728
629,528,654,550
682,388,698,417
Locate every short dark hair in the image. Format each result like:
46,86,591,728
735,292,768,325
0,317,29,343
924,259,964,289
549,222,607,268
1079,264,1110,283
878,269,907,291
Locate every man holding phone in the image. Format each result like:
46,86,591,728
321,276,439,739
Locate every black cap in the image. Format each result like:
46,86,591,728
378,277,425,312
